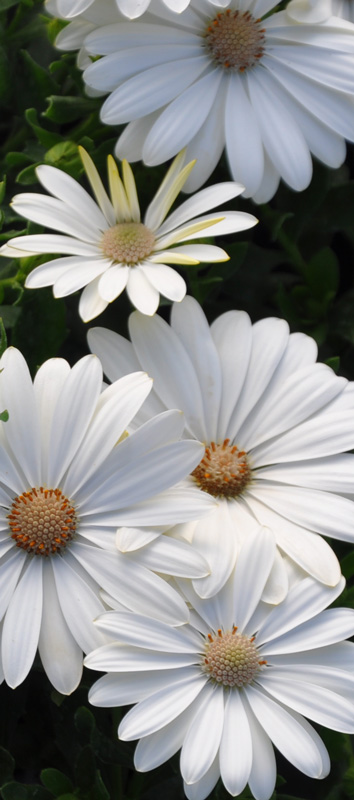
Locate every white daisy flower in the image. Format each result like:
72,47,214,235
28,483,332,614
0,347,215,693
72,0,354,201
0,149,256,321
88,296,354,600
85,529,354,800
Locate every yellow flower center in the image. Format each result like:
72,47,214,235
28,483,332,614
8,487,77,556
101,222,155,264
203,628,266,688
191,438,251,498
204,9,266,72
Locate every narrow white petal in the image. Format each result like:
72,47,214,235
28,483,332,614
140,263,186,302
135,703,197,771
2,558,43,687
47,355,102,487
98,264,130,302
220,689,252,795
246,685,329,777
52,555,106,653
261,608,354,655
126,268,160,315
0,348,41,486
38,560,82,694
232,528,276,630
243,697,277,800
129,310,206,440
256,576,345,646
119,673,207,739
133,535,209,578
71,544,190,624
143,69,223,165
255,676,354,733
225,74,264,196
79,276,109,321
181,683,225,784
94,611,201,652
64,372,152,495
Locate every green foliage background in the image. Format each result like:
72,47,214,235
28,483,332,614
1,1,354,799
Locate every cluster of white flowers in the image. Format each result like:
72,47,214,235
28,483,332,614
1,0,354,798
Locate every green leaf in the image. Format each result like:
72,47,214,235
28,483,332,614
0,0,22,8
74,707,95,743
0,177,6,204
11,288,67,373
0,748,14,786
344,765,354,798
341,552,354,580
1,784,28,800
305,247,339,302
16,164,39,185
40,769,73,797
20,50,57,99
44,96,98,124
325,356,340,373
25,109,62,149
0,306,21,329
0,410,8,422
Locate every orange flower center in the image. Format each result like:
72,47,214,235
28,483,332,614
191,439,251,498
203,628,266,688
8,487,77,557
101,222,155,264
204,9,266,72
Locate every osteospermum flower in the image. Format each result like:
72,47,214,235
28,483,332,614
88,296,354,599
0,149,256,321
70,0,354,201
85,529,354,800
0,347,215,693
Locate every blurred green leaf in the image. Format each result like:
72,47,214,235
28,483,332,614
1,784,28,800
74,706,95,743
44,96,98,124
40,769,73,797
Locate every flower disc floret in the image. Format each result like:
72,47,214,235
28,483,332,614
191,438,251,498
203,627,265,688
204,9,265,71
8,487,76,556
101,222,155,264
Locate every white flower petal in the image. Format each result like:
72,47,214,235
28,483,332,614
47,354,102,487
261,608,354,655
181,683,224,784
38,560,82,694
52,554,106,653
246,685,329,777
2,558,43,687
79,275,109,322
219,689,252,796
126,267,160,315
71,543,190,624
119,672,207,739
98,264,130,302
256,576,345,646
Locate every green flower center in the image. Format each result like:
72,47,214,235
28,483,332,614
204,9,266,72
101,222,156,264
191,438,251,498
8,487,77,557
203,628,266,688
